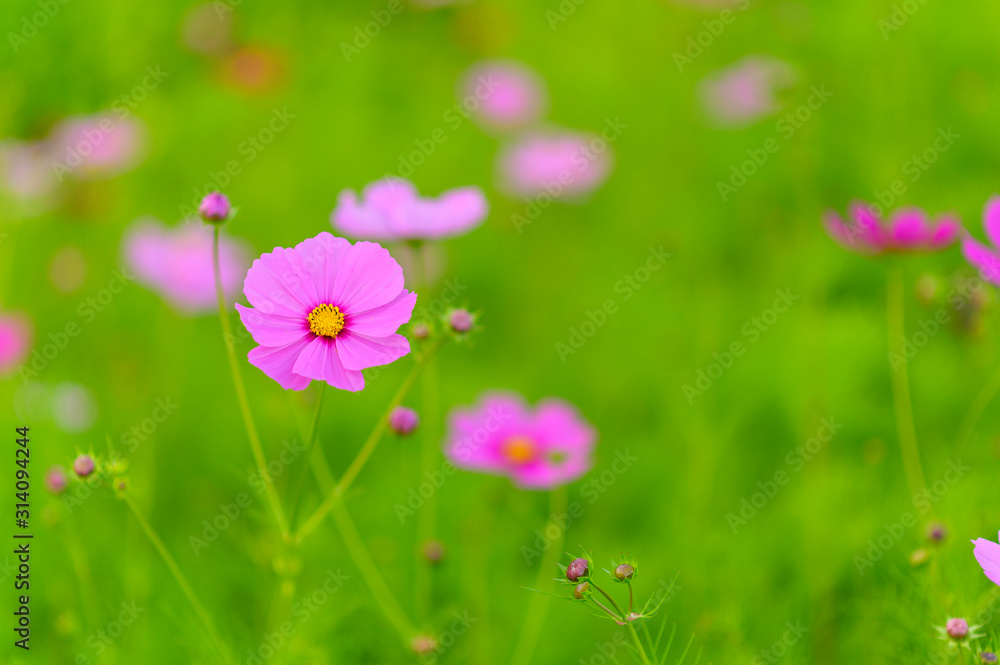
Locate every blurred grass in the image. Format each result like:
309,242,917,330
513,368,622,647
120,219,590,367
3,0,1000,662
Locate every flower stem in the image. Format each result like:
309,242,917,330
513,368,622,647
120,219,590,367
886,265,927,501
508,487,569,665
627,622,653,665
124,496,231,663
288,383,326,529
213,227,290,539
293,339,443,545
589,580,626,619
954,359,1000,457
414,353,440,621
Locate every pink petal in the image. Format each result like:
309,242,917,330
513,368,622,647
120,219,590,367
962,236,1000,284
848,201,886,248
292,231,352,304
247,337,313,391
984,195,1000,248
292,336,365,392
973,537,1000,587
929,216,961,248
348,290,417,337
243,246,315,317
335,331,410,371
332,241,405,313
236,303,309,347
888,208,930,247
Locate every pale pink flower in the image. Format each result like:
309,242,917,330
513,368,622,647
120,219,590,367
49,113,145,179
496,130,612,199
236,232,416,392
823,202,960,254
0,311,31,375
699,56,795,127
962,195,1000,283
333,178,488,242
973,531,1000,587
0,140,60,215
123,217,251,315
444,392,597,490
460,60,547,130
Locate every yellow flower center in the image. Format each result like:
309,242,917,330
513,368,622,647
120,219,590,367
308,304,346,338
502,436,537,465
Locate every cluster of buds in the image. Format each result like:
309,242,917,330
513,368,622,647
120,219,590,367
557,552,664,626
45,451,130,500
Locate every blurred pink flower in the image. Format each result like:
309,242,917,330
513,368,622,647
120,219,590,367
49,113,145,180
219,45,286,94
444,392,596,490
823,202,960,254
0,311,32,375
459,60,547,131
0,140,60,215
496,130,612,199
699,56,795,127
973,532,1000,587
236,232,416,391
123,217,251,315
332,178,489,242
962,195,1000,283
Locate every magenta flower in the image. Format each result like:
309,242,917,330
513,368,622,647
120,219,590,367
0,310,31,375
699,56,795,127
49,113,145,179
124,218,250,315
199,191,232,222
496,131,612,199
972,531,1000,587
962,196,1000,283
823,202,960,254
332,178,488,242
236,232,416,392
44,466,68,494
460,60,547,131
444,392,597,490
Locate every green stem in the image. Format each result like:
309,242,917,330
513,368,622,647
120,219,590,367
213,227,290,539
954,359,1000,457
508,487,569,665
627,622,652,665
414,354,439,621
289,383,326,528
886,265,927,501
293,339,443,545
590,580,627,619
124,496,231,663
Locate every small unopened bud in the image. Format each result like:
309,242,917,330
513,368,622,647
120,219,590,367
927,522,948,543
946,618,969,640
981,652,998,663
45,466,68,494
422,539,445,564
199,191,231,223
73,454,95,478
626,612,642,622
410,635,438,655
573,582,590,599
566,557,589,582
412,322,430,339
389,406,419,436
447,308,473,333
614,564,635,581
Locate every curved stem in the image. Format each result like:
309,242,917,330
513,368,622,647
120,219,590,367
954,359,1000,457
590,580,627,619
508,487,569,665
124,496,231,663
627,622,653,665
289,383,326,528
213,227,290,539
886,265,927,501
294,339,443,545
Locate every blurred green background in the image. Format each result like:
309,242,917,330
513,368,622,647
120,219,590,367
4,0,1000,662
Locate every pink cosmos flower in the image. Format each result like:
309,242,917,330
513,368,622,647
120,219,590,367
459,60,547,131
0,311,31,375
823,202,960,254
962,195,1000,283
973,532,1000,587
699,56,795,127
444,392,597,490
332,178,489,242
123,217,251,315
236,232,416,392
496,131,612,199
49,113,145,179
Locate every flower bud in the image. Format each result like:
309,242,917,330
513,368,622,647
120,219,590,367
573,582,590,599
566,557,589,582
389,406,419,436
447,308,473,333
614,564,635,581
410,635,438,655
422,539,445,564
946,617,969,640
73,454,95,478
927,522,947,543
982,652,998,663
412,322,430,339
45,466,68,494
199,191,231,223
